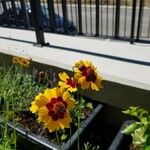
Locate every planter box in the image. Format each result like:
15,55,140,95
77,116,134,150
7,104,103,150
108,120,134,150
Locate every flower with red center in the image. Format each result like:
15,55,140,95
19,57,30,67
58,72,77,92
30,87,75,132
74,60,103,91
12,56,30,67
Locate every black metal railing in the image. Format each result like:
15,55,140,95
0,0,149,45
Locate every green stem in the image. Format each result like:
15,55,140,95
77,90,82,150
69,127,72,147
56,131,61,150
77,115,81,150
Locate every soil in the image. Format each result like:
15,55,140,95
14,107,93,145
14,110,70,144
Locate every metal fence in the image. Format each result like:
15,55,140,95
0,0,149,45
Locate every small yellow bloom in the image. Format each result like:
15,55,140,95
30,87,75,132
74,60,103,91
19,58,30,67
58,72,77,92
12,56,30,67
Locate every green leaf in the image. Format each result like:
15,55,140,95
144,146,150,150
86,102,93,110
143,135,150,150
122,106,149,120
132,127,146,146
121,122,139,135
141,117,149,126
61,133,67,141
122,106,138,116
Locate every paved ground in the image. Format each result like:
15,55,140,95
0,2,150,40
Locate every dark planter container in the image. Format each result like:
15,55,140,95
7,104,103,150
108,120,134,150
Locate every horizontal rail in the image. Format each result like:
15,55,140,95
0,0,149,44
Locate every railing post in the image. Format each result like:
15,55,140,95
78,0,82,34
20,0,30,28
130,0,137,44
136,0,144,41
95,0,99,36
62,0,68,33
10,0,18,26
115,0,120,38
47,0,55,32
1,0,7,12
30,0,46,46
1,0,7,25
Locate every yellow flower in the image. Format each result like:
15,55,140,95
12,56,30,67
19,58,30,67
30,87,75,132
58,72,77,92
74,60,103,91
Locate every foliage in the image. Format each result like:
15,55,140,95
122,106,150,150
83,142,100,150
0,66,45,112
0,64,47,149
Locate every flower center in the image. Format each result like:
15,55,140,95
79,65,86,72
39,71,45,78
67,78,76,88
23,61,27,64
46,97,67,121
82,67,96,82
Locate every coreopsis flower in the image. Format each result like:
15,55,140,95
74,60,103,91
58,72,77,92
12,56,30,67
30,87,75,132
19,57,30,67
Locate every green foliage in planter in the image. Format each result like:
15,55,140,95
0,65,47,149
0,59,103,150
0,65,95,148
122,106,150,150
0,66,45,112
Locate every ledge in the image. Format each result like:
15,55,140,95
0,27,150,91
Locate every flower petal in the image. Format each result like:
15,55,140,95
58,81,69,88
59,72,69,82
63,92,75,110
38,107,51,123
68,87,77,92
30,101,38,113
44,88,58,100
91,82,99,91
59,112,72,128
78,76,90,89
35,93,49,108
